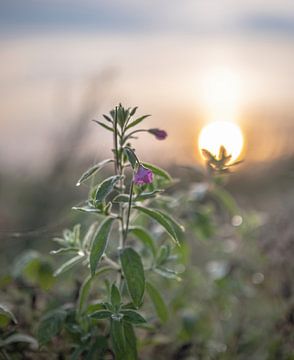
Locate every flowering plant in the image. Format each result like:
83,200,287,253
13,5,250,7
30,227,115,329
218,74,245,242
38,104,184,358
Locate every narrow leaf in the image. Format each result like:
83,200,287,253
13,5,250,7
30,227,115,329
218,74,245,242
120,248,145,308
77,267,112,314
128,226,156,256
113,194,130,203
50,247,79,255
92,120,114,132
90,217,115,276
123,147,138,169
134,206,184,245
141,162,172,182
121,310,146,324
111,284,121,310
95,175,122,203
89,310,112,320
111,318,126,359
126,114,150,130
123,322,138,360
76,159,113,186
154,267,181,281
53,254,85,277
146,281,168,323
135,189,164,201
0,304,17,324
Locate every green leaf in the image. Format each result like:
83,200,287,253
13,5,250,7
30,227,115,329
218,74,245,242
123,322,137,360
50,247,79,255
111,318,126,359
146,281,168,323
53,254,85,277
121,310,146,324
126,115,150,130
72,204,102,214
141,162,172,182
212,187,239,216
92,120,114,132
0,304,17,324
0,334,38,350
90,217,115,276
135,189,164,201
120,248,145,308
77,267,112,314
95,175,122,203
76,159,113,186
156,244,171,266
123,147,138,169
129,106,138,116
128,226,156,256
113,194,130,203
154,267,181,281
89,310,112,320
111,284,121,310
38,309,67,345
82,221,99,250
134,206,184,245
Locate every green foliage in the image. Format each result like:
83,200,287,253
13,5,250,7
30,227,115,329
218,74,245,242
38,309,67,345
89,217,115,276
120,248,145,308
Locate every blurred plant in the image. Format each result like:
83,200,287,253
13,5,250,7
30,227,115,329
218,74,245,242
38,104,184,359
0,303,38,359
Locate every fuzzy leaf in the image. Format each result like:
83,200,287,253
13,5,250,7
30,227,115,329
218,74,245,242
120,248,145,308
134,206,184,245
121,310,146,324
76,159,113,186
53,254,85,277
95,175,122,203
146,281,168,323
90,217,115,276
128,226,156,256
123,147,138,169
141,162,172,182
89,310,112,320
0,304,17,324
38,309,66,345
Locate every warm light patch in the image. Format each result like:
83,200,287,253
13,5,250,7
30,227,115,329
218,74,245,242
198,121,244,162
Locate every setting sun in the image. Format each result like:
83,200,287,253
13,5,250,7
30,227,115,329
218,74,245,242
198,121,244,162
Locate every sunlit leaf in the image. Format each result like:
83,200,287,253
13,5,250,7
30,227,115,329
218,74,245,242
153,267,181,281
76,159,113,186
0,304,17,324
134,206,184,245
54,254,85,277
123,147,138,169
141,162,172,182
95,175,122,203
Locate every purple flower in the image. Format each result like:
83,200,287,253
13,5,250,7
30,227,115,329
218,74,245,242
133,165,153,185
148,128,167,140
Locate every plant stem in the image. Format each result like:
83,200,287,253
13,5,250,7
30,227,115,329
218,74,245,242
123,181,134,245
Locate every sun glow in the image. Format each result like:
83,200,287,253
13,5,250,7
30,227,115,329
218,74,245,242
198,121,244,162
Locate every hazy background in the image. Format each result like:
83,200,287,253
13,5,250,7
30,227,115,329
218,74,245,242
0,0,294,174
